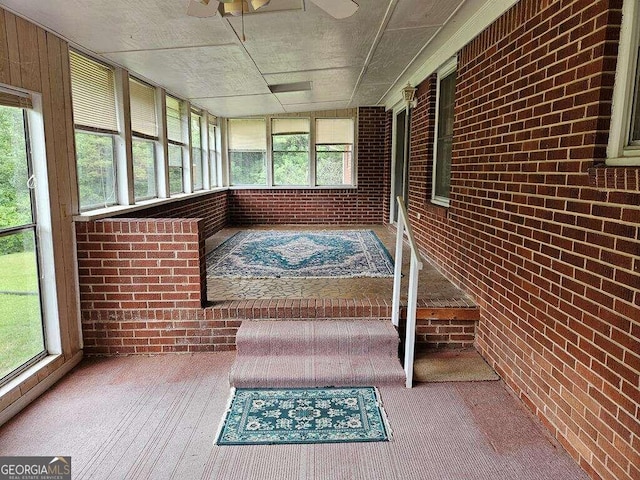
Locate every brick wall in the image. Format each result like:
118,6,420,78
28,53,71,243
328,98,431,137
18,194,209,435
228,106,389,225
117,190,228,239
77,218,238,354
406,1,639,479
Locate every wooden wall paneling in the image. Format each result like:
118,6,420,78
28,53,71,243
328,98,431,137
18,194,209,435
0,10,10,84
43,34,73,355
57,39,80,352
15,17,40,92
4,12,22,87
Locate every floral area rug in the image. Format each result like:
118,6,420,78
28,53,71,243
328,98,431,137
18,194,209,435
216,387,390,445
206,230,394,279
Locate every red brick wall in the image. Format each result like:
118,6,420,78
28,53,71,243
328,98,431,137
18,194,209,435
117,190,228,239
406,1,639,479
228,106,389,225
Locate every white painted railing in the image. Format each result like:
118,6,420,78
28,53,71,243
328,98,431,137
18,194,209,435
391,196,423,388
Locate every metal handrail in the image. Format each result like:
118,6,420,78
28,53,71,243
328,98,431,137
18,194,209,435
391,196,423,388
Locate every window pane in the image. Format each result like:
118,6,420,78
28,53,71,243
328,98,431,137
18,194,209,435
228,118,266,150
273,133,309,151
166,96,183,143
274,152,309,185
191,113,203,190
316,148,352,186
0,106,32,228
130,79,157,138
69,51,118,132
132,139,156,201
230,151,266,185
168,144,184,195
434,137,452,198
208,123,218,187
75,131,116,210
0,229,45,381
630,46,640,143
316,118,354,144
192,148,203,190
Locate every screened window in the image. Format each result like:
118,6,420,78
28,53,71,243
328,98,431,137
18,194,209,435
208,120,219,188
0,102,46,385
70,51,118,210
228,118,267,185
315,118,354,186
130,78,157,201
432,68,456,206
191,110,204,191
272,118,310,185
166,95,185,194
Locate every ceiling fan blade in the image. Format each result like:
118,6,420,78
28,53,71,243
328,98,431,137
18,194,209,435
186,0,220,18
309,0,358,19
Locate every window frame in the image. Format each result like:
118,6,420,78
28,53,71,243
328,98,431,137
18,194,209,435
431,57,457,208
227,117,268,186
314,117,355,187
607,0,640,166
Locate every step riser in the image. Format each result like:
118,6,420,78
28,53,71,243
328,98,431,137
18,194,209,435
236,320,399,357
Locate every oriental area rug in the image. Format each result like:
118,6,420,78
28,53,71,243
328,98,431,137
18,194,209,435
216,387,390,445
206,230,394,279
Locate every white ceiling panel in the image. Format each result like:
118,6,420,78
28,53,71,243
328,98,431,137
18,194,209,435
105,45,269,99
362,27,439,85
230,1,389,74
282,100,350,113
349,83,391,106
387,0,464,30
0,0,236,53
265,68,359,105
192,94,285,117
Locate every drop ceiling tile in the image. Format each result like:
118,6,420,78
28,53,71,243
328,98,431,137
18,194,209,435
0,0,236,53
230,1,388,73
192,94,285,117
282,101,350,113
349,83,390,106
264,68,359,105
387,0,464,30
105,45,269,99
363,27,439,85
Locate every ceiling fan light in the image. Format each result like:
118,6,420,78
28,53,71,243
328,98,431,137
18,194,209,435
224,0,248,15
250,0,270,10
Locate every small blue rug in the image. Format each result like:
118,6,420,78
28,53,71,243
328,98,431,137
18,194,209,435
206,230,394,278
216,387,390,445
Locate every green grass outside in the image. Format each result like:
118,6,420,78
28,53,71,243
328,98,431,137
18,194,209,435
0,250,44,380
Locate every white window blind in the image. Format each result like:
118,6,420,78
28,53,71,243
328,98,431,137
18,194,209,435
316,118,354,144
272,118,310,134
69,51,118,132
130,78,157,138
166,95,184,143
228,118,266,150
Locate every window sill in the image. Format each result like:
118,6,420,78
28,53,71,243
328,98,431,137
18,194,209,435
588,165,640,191
73,187,229,221
229,185,358,191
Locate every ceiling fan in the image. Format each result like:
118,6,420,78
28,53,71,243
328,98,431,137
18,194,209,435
186,0,359,20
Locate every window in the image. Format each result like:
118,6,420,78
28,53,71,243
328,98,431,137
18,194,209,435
166,95,186,194
228,118,267,185
432,61,457,207
608,0,640,165
129,78,158,201
70,51,119,211
208,119,219,188
0,101,47,385
272,118,310,185
315,118,354,186
191,109,204,191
